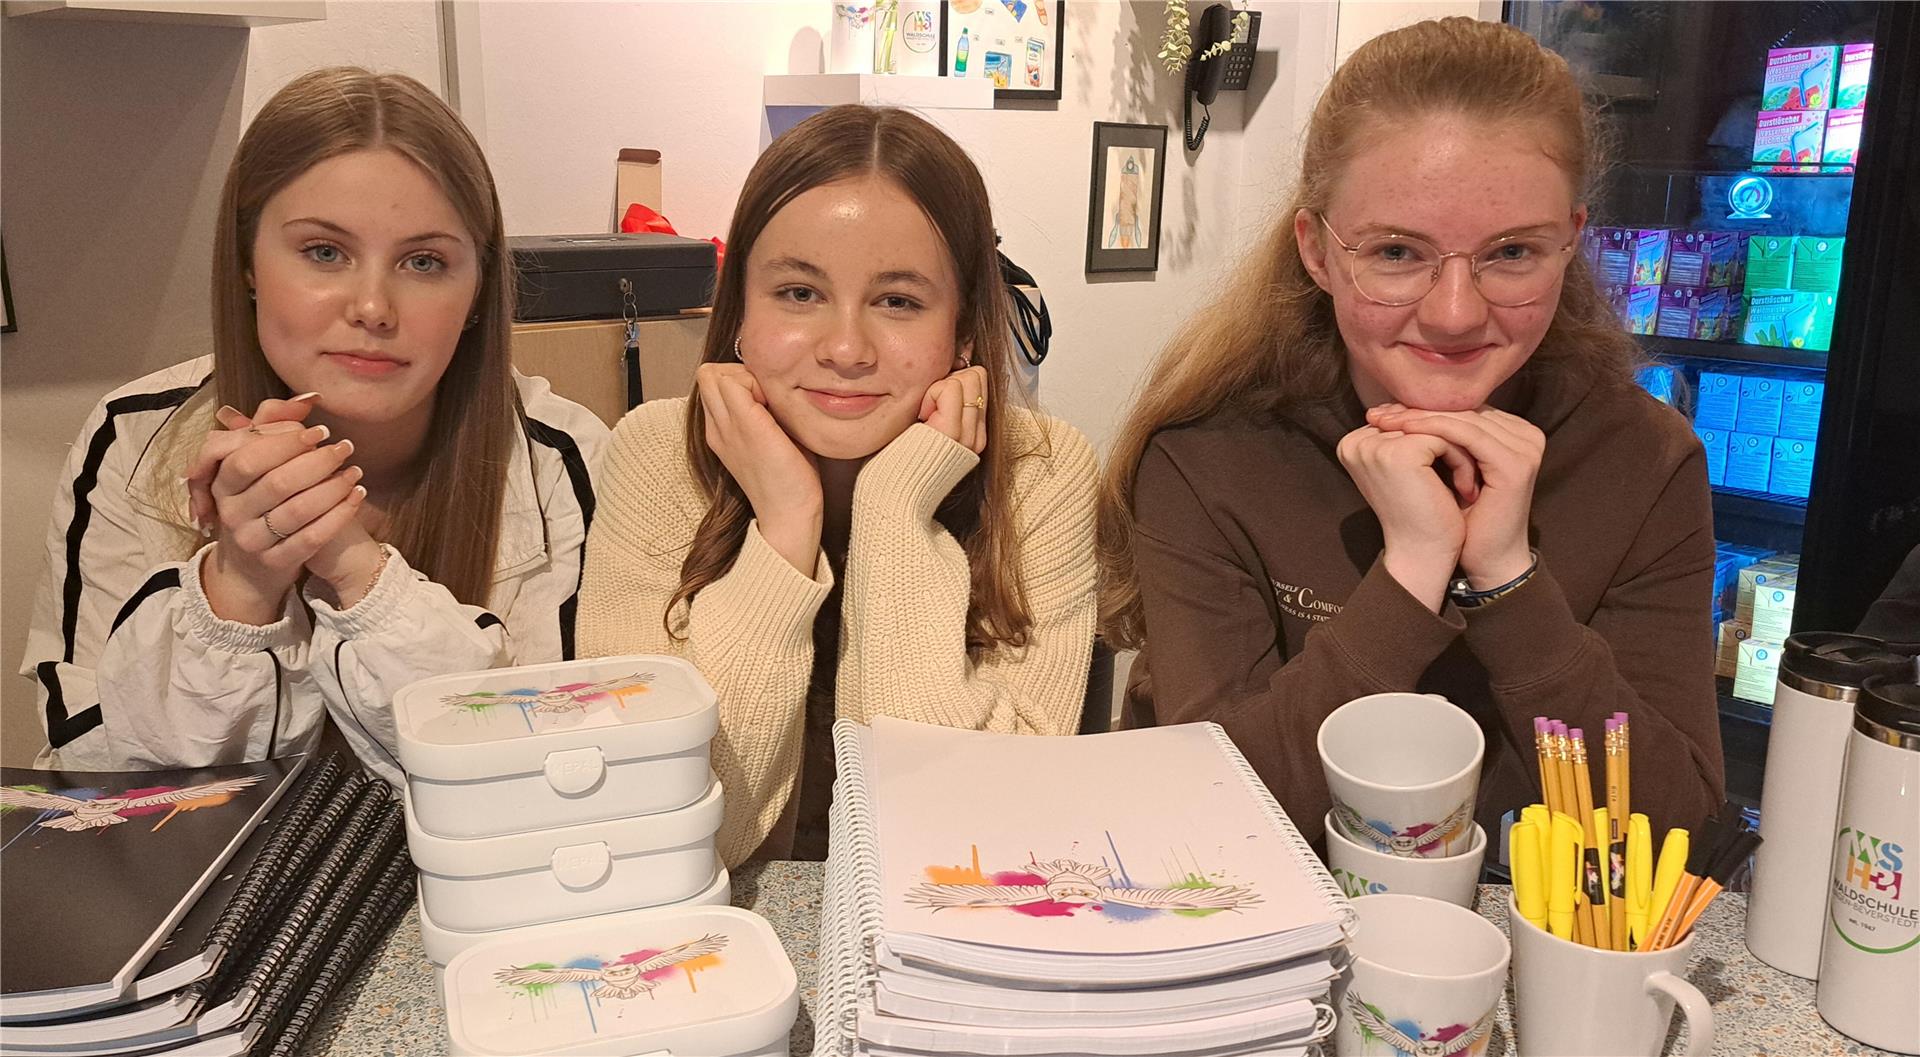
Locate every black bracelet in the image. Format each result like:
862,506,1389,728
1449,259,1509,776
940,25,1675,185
1449,550,1540,608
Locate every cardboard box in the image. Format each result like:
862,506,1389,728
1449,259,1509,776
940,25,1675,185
1781,379,1825,439
1822,108,1865,167
1754,582,1798,643
1736,556,1799,623
1696,427,1728,486
1624,285,1660,335
1717,619,1753,679
1599,229,1670,287
1770,436,1816,498
1745,235,1796,292
1696,371,1742,430
1735,638,1783,706
1837,42,1873,110
1667,231,1746,289
1656,286,1734,341
1763,46,1839,111
1736,375,1785,435
510,313,709,428
1726,431,1775,492
1753,110,1826,170
1792,236,1845,293
1743,290,1823,350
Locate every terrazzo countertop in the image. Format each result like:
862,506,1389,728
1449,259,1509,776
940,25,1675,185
302,866,1895,1056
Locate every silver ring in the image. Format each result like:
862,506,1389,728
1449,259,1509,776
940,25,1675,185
263,512,290,541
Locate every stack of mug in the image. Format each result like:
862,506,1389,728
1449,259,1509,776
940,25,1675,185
1317,692,1488,907
1319,692,1720,1057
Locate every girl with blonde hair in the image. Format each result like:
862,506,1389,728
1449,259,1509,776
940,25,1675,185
1101,18,1724,845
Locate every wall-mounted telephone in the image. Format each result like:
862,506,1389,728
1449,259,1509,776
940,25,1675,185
1185,4,1261,151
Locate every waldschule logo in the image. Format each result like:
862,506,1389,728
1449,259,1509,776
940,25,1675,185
1272,580,1343,623
1838,827,1905,902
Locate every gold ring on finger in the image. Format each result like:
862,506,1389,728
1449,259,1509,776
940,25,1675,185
263,511,290,541
966,396,986,410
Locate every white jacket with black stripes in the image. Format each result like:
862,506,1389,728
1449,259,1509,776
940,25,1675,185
20,355,608,786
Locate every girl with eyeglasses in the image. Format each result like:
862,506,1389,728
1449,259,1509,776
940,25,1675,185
1098,18,1724,846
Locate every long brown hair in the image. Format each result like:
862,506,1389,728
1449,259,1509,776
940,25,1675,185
669,104,1035,653
1098,17,1641,648
211,66,515,606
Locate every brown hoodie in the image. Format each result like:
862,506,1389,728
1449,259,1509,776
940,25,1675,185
1128,364,1726,848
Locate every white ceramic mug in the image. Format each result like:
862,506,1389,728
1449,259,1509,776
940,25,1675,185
1325,811,1485,907
1334,894,1509,1057
1319,692,1484,857
1510,894,1715,1056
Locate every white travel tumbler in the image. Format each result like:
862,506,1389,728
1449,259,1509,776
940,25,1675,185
1816,677,1920,1054
1747,633,1914,979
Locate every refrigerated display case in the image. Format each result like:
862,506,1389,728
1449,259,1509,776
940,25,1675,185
1508,0,1920,805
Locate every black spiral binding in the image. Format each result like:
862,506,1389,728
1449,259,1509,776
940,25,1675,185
203,756,348,959
261,841,416,1057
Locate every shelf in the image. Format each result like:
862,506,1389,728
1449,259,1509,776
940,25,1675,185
1640,334,1829,372
2,0,322,26
763,74,993,111
1717,679,1775,725
1620,161,1857,180
1713,487,1808,526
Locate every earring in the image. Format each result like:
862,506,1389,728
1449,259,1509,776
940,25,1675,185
465,314,479,331
248,289,257,302
733,336,744,361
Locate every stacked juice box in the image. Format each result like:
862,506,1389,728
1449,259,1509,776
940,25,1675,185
1693,368,1822,497
1742,234,1842,352
1754,43,1871,171
1730,554,1801,705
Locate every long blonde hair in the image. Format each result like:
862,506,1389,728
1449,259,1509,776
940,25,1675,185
670,105,1035,654
1099,17,1640,648
211,66,515,606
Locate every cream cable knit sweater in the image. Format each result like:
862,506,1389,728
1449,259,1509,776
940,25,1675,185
578,397,1099,865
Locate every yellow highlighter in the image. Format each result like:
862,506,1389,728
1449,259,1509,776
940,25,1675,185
1626,813,1653,949
1521,803,1551,838
1549,811,1582,942
1648,827,1691,939
1512,820,1548,932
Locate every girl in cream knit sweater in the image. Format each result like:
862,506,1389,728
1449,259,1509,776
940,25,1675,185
577,106,1097,866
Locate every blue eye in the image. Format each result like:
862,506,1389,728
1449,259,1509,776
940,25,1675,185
303,244,343,265
405,253,445,274
777,286,819,304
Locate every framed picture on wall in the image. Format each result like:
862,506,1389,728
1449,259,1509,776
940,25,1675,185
1085,122,1167,274
940,0,1064,101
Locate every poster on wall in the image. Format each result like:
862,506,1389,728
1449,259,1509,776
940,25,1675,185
940,0,1065,101
1085,122,1167,274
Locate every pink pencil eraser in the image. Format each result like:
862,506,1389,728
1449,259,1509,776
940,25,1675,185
1535,716,1550,734
1570,727,1584,741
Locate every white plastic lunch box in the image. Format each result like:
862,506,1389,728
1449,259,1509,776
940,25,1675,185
394,655,718,840
443,904,798,1057
418,861,733,968
407,777,724,933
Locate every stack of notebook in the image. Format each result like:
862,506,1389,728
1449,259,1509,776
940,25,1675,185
0,753,414,1056
813,718,1355,1057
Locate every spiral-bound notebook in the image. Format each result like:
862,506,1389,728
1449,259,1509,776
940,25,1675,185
0,757,307,1023
0,762,410,1057
814,718,1352,1057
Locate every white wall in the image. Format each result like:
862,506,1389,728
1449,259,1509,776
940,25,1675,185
1,0,1357,757
466,0,1337,457
1334,0,1499,64
0,1,442,764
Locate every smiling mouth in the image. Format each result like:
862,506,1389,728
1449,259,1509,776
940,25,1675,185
802,387,885,416
1404,343,1494,363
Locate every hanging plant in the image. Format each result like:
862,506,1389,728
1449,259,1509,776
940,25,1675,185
1159,1,1251,75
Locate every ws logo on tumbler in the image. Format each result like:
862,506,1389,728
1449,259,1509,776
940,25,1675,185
1837,828,1904,902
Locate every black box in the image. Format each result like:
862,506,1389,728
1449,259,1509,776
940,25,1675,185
509,233,716,322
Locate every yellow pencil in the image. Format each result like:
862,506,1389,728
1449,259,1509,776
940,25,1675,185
1536,717,1563,817
1571,730,1612,950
